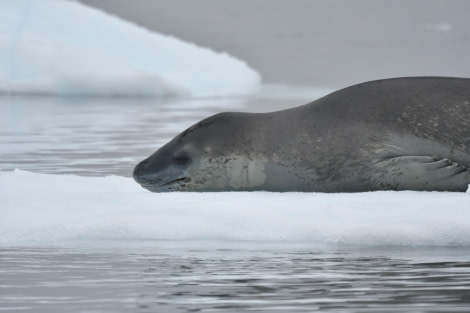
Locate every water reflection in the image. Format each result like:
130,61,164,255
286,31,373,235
1,247,470,312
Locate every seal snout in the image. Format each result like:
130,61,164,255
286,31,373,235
133,160,150,185
133,153,192,192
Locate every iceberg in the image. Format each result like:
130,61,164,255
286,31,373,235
0,0,261,97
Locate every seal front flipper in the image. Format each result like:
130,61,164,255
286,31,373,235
372,155,470,191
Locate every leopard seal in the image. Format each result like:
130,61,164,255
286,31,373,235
133,77,470,192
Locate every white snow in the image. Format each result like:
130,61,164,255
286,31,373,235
0,0,261,97
1,170,469,247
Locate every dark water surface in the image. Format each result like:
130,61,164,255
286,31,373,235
2,245,470,312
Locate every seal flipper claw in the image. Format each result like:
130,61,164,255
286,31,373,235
373,155,470,191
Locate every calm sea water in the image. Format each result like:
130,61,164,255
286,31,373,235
2,245,470,313
1,94,470,312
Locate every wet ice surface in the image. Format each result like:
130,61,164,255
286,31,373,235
2,246,470,313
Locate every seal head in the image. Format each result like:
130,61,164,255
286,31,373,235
133,112,272,191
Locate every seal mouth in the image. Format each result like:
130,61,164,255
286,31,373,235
160,177,191,187
138,177,191,192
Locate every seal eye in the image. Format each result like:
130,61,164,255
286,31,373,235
172,151,191,165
